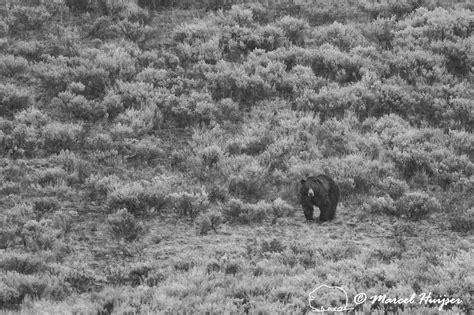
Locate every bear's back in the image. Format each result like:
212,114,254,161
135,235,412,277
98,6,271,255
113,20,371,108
307,174,339,199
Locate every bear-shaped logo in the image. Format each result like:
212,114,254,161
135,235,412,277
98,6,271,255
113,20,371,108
308,284,352,312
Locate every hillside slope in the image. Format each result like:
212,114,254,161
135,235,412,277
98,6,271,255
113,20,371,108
0,0,473,313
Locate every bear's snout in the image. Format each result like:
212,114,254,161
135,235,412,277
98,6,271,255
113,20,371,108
308,188,314,197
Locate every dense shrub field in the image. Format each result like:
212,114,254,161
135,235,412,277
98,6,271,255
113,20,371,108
0,0,473,313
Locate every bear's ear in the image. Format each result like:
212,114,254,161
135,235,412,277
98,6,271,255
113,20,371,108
300,179,306,185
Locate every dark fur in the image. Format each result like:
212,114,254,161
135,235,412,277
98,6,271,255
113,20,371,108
300,174,340,222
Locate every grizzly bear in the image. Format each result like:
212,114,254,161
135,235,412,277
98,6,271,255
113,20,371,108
300,174,340,222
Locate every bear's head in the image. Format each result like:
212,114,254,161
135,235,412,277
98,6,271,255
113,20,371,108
301,178,315,197
300,177,328,206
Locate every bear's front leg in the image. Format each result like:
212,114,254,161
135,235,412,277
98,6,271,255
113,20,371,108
302,203,314,221
319,206,330,222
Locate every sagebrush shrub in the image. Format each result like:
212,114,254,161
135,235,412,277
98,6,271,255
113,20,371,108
0,272,68,308
101,91,123,119
0,220,17,249
64,0,92,12
199,145,223,168
145,269,166,287
176,36,222,66
61,265,102,293
0,281,21,309
224,260,241,276
196,206,223,235
379,177,409,200
86,174,121,201
86,149,122,167
172,19,216,46
390,148,433,180
319,242,360,261
223,198,271,224
107,208,144,242
0,252,49,275
206,258,221,274
288,242,320,269
448,129,473,156
165,91,217,127
36,167,67,187
126,263,153,287
215,98,240,122
274,16,308,46
311,22,368,52
261,238,286,253
310,44,363,84
0,55,28,77
112,80,156,110
449,208,474,233
395,192,442,220
271,198,293,223
170,149,189,170
0,84,31,118
84,132,115,152
173,260,194,272
33,198,60,217
319,154,390,196
361,196,396,216
223,199,245,221
42,122,82,154
7,5,51,33
205,60,272,104
0,182,21,195
107,179,169,216
228,161,266,201
108,123,133,139
256,25,287,51
116,107,161,135
124,137,164,165
361,16,396,49
316,117,358,157
196,215,212,235
0,20,8,37
432,154,473,190
53,210,78,236
136,68,169,87
57,91,106,121
0,203,33,248
14,107,50,128
89,16,120,40
21,219,58,251
49,150,93,184
207,185,228,203
168,190,209,220
241,134,273,156
8,40,44,61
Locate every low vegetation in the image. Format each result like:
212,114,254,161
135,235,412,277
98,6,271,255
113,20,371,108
0,0,472,313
